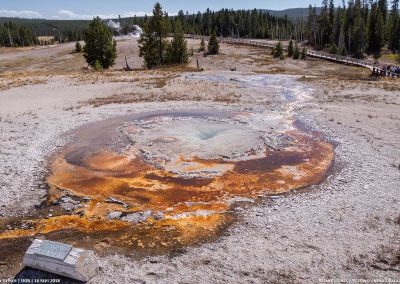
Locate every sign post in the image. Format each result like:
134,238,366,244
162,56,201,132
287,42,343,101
23,239,98,282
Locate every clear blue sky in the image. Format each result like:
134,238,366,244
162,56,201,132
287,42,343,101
0,0,334,19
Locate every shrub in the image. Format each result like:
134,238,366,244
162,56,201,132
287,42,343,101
75,41,82,53
329,43,338,54
94,60,103,70
339,46,348,56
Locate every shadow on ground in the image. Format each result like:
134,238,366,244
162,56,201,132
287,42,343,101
14,267,84,284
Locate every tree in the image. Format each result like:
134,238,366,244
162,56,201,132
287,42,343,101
368,3,385,55
301,47,307,59
378,0,388,23
138,2,169,68
75,41,82,53
388,0,400,51
320,0,332,47
329,43,339,54
293,42,300,59
199,37,206,51
307,5,318,47
304,0,395,59
83,17,117,69
339,46,348,56
273,42,284,60
208,30,220,54
166,22,189,64
351,0,367,58
287,39,294,57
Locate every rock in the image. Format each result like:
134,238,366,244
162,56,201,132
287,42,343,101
153,211,164,220
61,196,80,205
105,197,128,209
107,211,123,220
60,202,75,212
121,211,152,223
23,239,98,282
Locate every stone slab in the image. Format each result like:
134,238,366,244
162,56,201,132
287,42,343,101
23,239,98,282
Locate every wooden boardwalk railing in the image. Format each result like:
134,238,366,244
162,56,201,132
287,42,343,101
185,34,399,78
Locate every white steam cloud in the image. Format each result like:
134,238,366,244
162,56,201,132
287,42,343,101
106,20,121,30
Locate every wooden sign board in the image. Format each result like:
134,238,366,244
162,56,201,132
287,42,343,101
23,239,98,282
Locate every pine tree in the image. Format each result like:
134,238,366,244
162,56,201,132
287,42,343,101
320,0,332,47
378,0,388,23
287,39,294,57
300,47,307,59
329,0,336,35
199,37,206,51
208,30,220,54
166,22,189,64
307,5,318,47
273,42,284,59
138,23,159,68
352,0,367,58
368,3,385,55
138,2,169,68
388,0,400,51
83,17,117,69
293,43,300,59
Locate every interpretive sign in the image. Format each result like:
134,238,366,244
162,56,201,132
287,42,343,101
34,240,73,261
23,239,98,282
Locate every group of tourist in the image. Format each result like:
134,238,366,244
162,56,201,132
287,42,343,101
382,64,400,76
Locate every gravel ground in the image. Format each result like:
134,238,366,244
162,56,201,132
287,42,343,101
0,40,399,283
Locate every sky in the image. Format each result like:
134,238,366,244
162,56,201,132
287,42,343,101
0,0,332,20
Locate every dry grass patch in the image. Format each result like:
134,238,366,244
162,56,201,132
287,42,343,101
0,77,47,91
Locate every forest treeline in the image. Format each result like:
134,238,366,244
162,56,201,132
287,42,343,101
124,9,303,40
0,18,87,47
1,1,399,59
0,9,302,48
306,0,400,57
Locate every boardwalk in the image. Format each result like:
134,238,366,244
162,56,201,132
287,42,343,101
186,35,399,78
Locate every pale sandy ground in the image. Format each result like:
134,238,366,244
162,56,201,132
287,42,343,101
0,38,399,283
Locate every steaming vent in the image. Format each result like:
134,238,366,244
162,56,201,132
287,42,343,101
106,20,121,31
107,20,142,38
130,25,143,37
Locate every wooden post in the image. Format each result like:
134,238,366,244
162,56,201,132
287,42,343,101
23,239,98,282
